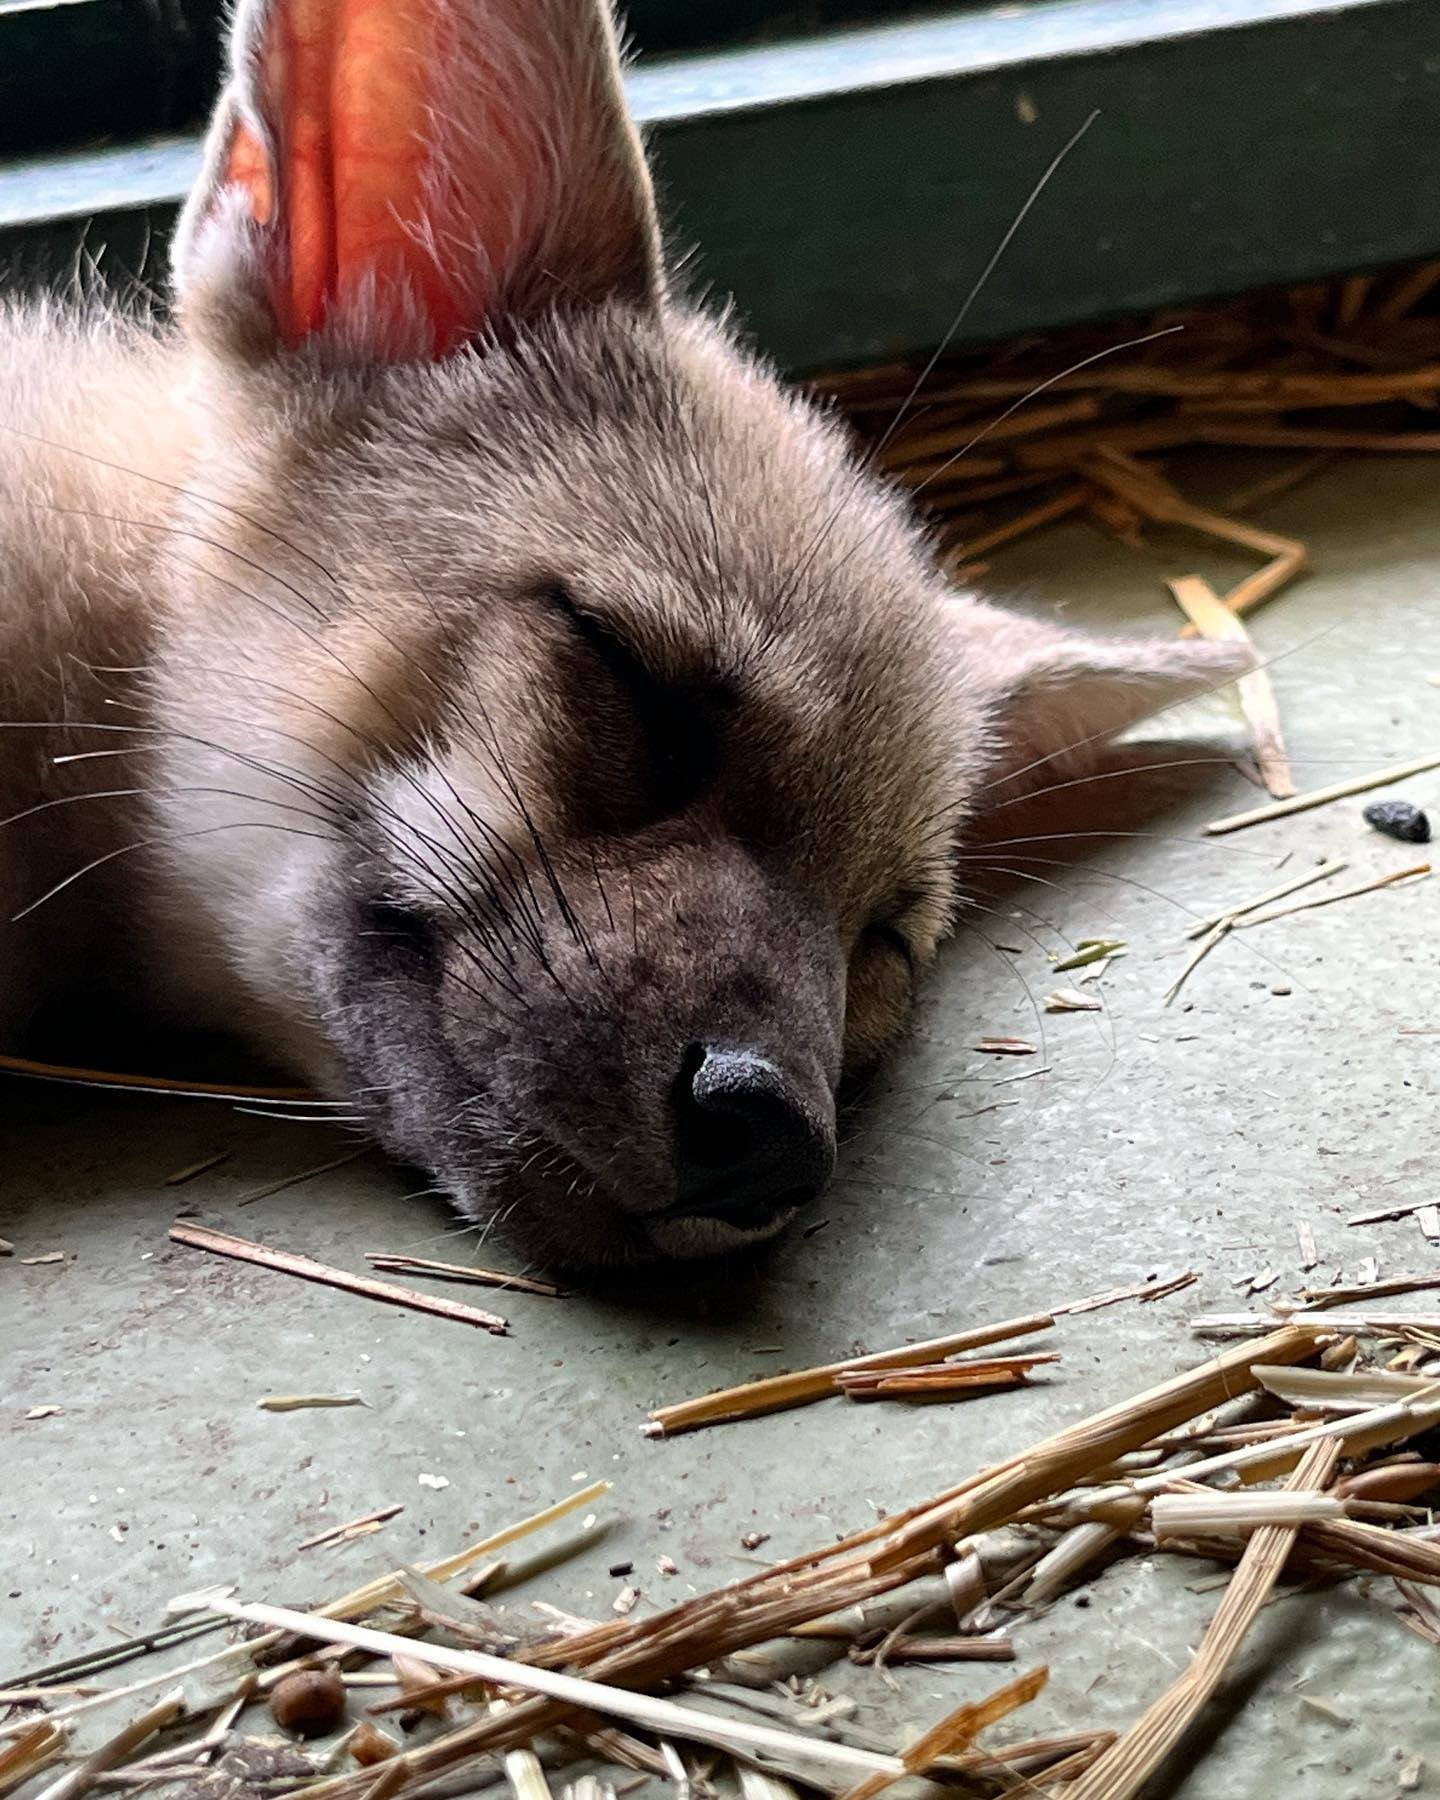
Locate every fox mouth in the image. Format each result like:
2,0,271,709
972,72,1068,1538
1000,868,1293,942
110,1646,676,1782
643,1204,799,1261
441,1135,804,1268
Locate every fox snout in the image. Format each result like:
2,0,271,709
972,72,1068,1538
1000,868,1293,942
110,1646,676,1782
671,1045,837,1226
636,1044,837,1256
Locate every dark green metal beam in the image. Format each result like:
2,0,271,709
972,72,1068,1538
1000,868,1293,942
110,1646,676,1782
1,0,1435,372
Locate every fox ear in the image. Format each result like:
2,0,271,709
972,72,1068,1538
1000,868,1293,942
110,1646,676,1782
946,596,1253,804
172,0,662,362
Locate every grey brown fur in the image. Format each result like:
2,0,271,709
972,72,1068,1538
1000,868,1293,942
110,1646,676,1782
0,0,1247,1267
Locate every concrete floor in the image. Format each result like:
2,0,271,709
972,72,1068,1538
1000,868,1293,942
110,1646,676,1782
2,452,1438,1796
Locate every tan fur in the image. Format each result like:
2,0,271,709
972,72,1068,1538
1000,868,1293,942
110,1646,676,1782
0,0,1248,1266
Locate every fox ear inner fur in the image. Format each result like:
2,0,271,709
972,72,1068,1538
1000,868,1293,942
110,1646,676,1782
944,596,1255,803
171,0,663,362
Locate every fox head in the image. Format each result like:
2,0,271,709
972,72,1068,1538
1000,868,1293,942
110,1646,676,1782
145,0,1247,1268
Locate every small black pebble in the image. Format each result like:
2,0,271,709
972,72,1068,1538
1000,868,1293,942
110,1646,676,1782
608,1561,634,1578
1363,798,1431,843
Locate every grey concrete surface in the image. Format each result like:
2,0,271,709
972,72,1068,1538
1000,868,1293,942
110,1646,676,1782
2,452,1438,1795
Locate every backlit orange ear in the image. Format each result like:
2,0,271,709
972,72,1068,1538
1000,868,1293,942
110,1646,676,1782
173,0,661,362
222,119,273,226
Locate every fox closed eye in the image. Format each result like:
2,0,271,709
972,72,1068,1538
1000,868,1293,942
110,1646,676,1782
546,582,729,828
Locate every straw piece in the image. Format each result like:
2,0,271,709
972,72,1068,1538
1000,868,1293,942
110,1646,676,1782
994,1742,1112,1796
643,1312,1054,1437
1065,1440,1340,1800
1222,453,1335,514
837,1354,1059,1400
1347,1196,1440,1227
1234,862,1429,927
1304,1518,1440,1582
1167,575,1293,796
112,1680,254,1779
490,1705,553,1800
32,1689,186,1800
259,1393,367,1413
163,1153,231,1188
877,1637,1016,1664
1057,1272,1197,1314
1196,1311,1440,1335
1376,262,1440,322
237,1151,369,1206
1200,422,1440,451
1302,1272,1440,1304
1056,1382,1440,1519
0,1052,314,1102
926,364,1440,404
1150,1490,1345,1538
1025,1522,1121,1608
298,1505,405,1552
168,1222,508,1335
1164,921,1231,1006
891,396,1101,460
365,1254,569,1299
957,1730,1118,1783
1186,860,1346,939
736,1768,797,1800
838,1668,1047,1800
1205,751,1440,835
0,1723,67,1798
185,1595,903,1783
1253,1364,1440,1410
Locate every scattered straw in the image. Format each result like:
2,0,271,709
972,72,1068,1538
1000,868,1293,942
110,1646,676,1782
1056,1272,1198,1314
236,1151,369,1207
1065,1440,1340,1800
838,1668,1047,1800
297,1505,405,1552
643,1312,1054,1437
0,1052,314,1102
162,1152,231,1187
168,1222,508,1335
31,1687,185,1800
183,1594,904,1783
866,1326,1320,1570
1234,861,1429,927
1204,751,1440,835
1301,1271,1440,1303
1186,862,1348,938
259,1393,368,1413
836,1352,1060,1400
1167,575,1293,797
0,1723,67,1797
365,1253,569,1299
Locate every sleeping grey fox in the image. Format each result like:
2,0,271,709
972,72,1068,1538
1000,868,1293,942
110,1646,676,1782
0,0,1246,1267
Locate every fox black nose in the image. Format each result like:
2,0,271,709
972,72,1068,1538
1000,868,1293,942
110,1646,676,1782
671,1046,836,1231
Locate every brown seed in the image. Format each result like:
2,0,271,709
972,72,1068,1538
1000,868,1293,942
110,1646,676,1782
270,1669,346,1738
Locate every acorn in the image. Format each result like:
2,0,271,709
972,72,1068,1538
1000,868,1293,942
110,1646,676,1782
269,1668,347,1738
